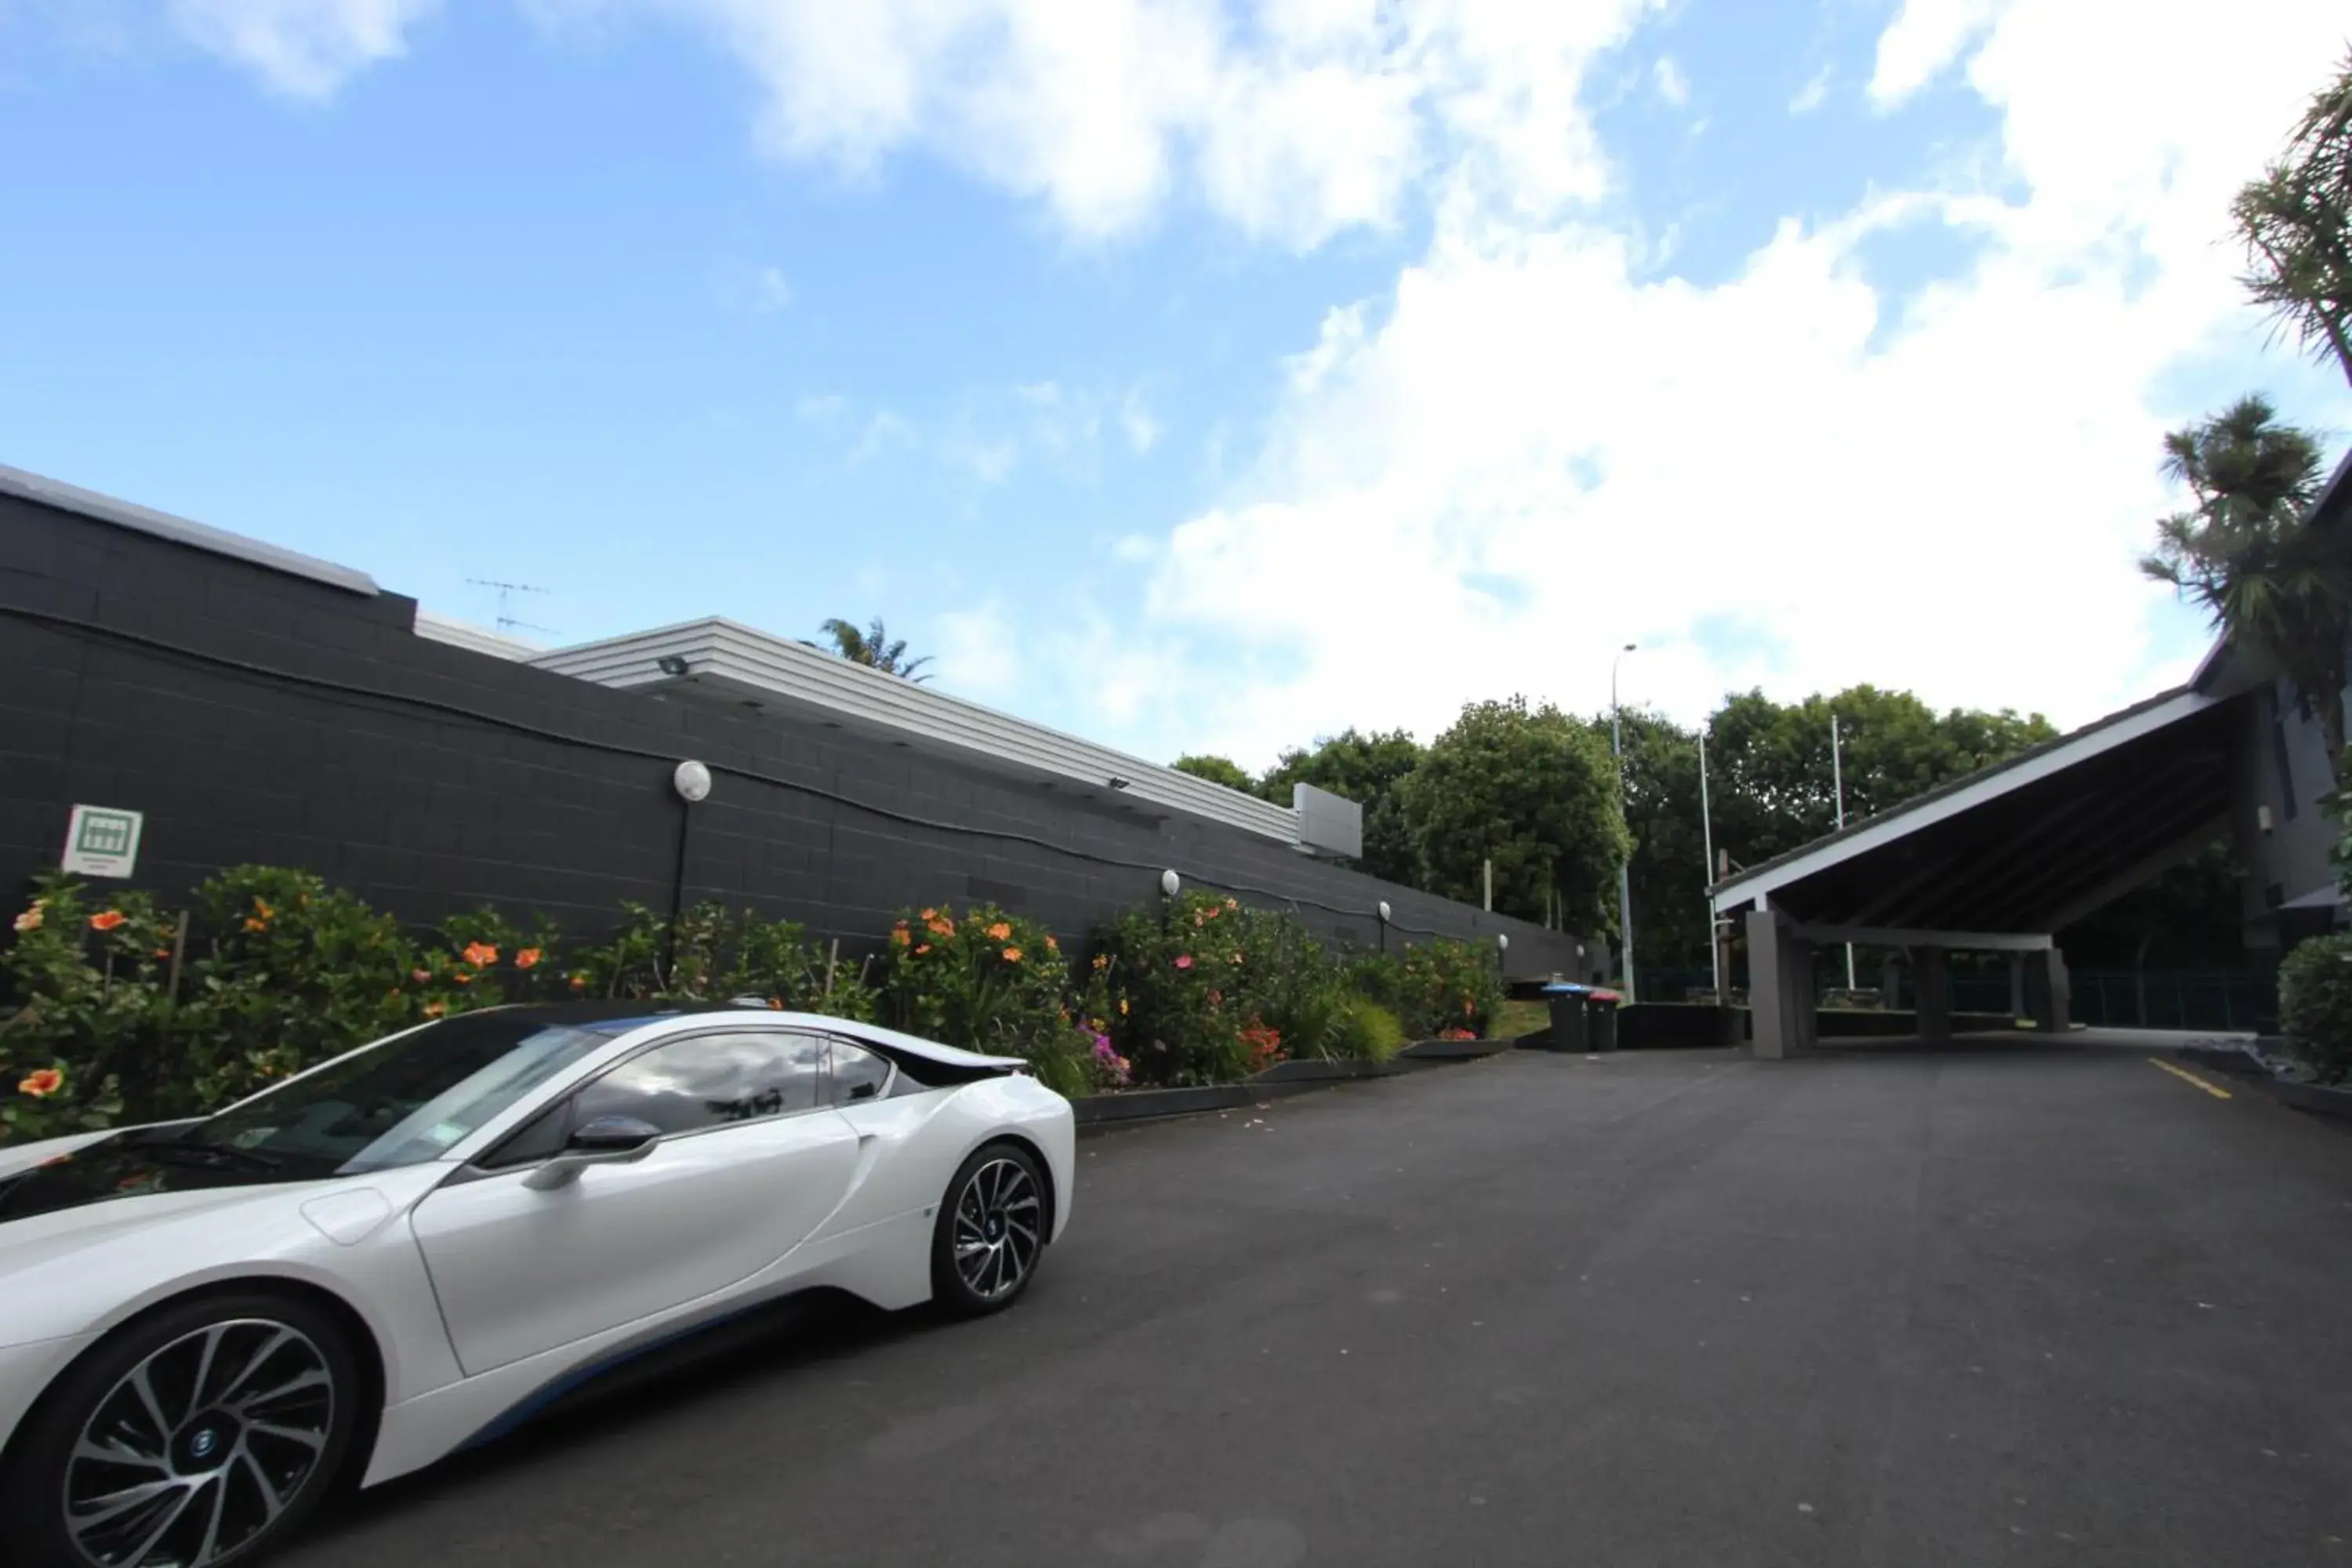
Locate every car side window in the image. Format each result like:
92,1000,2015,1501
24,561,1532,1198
477,1098,573,1169
826,1040,893,1105
572,1030,826,1137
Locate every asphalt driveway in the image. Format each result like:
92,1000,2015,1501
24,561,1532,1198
286,1039,2352,1568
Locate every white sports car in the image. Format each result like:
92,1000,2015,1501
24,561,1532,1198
0,1002,1075,1568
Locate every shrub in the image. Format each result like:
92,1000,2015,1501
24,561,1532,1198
2278,932,2352,1083
567,901,880,1020
1091,892,1264,1086
878,902,1071,1061
1345,940,1503,1039
1330,997,1405,1062
1396,938,1504,1039
170,867,425,1116
0,876,161,1142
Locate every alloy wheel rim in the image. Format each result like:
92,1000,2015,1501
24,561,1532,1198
952,1158,1041,1299
63,1319,336,1568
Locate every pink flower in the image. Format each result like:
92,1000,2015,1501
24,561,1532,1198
1174,954,1194,970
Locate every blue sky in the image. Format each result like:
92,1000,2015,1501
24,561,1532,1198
4,0,2347,768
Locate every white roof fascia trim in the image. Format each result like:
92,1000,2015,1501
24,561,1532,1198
528,618,1304,843
1708,685,2223,916
414,611,543,660
0,464,379,597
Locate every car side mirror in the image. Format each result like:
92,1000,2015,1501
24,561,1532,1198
522,1115,662,1191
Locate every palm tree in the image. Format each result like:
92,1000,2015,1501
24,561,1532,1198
813,618,934,682
2233,50,2352,388
2141,395,2343,759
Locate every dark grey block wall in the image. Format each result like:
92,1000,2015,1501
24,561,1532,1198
0,491,1599,981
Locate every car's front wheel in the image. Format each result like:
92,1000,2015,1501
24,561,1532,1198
931,1143,1049,1316
2,1290,361,1568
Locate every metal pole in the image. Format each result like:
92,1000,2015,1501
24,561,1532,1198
1613,644,1636,1001
1699,728,1719,997
1831,715,1856,991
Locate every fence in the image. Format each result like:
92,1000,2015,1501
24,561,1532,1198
2065,970,2273,1033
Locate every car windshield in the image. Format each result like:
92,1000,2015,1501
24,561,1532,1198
182,1012,623,1175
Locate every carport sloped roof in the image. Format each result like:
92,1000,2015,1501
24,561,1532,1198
1709,673,2248,934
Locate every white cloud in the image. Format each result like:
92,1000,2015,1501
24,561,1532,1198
516,0,1655,249
753,265,793,311
1120,387,1164,455
850,409,918,466
1653,56,1689,107
1867,0,2005,110
1121,0,2352,768
169,0,436,97
1789,64,1831,114
795,392,851,426
934,601,1024,698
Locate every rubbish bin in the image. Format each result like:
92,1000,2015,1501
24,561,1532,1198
1585,989,1622,1053
1541,983,1591,1052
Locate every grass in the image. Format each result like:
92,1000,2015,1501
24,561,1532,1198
1494,998,1551,1039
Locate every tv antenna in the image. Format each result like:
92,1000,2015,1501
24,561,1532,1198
466,579,557,639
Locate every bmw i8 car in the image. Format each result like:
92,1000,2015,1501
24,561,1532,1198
0,1002,1075,1568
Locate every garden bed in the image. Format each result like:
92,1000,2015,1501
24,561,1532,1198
2264,1076,2352,1120
1073,1039,1512,1128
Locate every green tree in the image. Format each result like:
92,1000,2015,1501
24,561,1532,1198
2057,840,2246,1023
2140,396,2342,760
1171,753,1256,793
1706,687,2058,873
1400,697,1629,933
815,617,934,681
2233,49,2352,387
1595,710,1712,976
1258,728,1424,884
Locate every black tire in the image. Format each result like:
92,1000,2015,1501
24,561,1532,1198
930,1142,1050,1317
1,1290,362,1568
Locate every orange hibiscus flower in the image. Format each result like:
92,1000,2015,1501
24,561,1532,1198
88,910,126,932
17,1067,64,1098
462,941,499,967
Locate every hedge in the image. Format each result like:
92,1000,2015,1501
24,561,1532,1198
2,869,1504,1145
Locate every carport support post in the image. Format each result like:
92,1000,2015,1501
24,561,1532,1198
1915,946,1953,1044
1745,907,1816,1060
2026,948,2071,1033
2009,954,2026,1021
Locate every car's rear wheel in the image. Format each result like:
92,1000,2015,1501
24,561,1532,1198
931,1143,1048,1316
2,1291,360,1568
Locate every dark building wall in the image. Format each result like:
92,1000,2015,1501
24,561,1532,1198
2229,673,2344,950
0,491,1596,979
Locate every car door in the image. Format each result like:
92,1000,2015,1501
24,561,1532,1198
408,1026,862,1376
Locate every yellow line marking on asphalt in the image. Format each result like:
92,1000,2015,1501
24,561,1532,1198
2148,1057,2232,1099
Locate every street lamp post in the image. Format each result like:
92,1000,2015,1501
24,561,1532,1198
1831,714,1857,992
1699,724,1719,998
1612,642,1637,1002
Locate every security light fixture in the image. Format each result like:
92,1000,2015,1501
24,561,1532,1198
1108,776,1132,790
672,760,713,804
656,655,690,677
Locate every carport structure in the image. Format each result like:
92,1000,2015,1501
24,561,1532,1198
1708,677,2247,1058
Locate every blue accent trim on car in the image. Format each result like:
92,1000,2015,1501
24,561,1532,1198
456,1298,776,1452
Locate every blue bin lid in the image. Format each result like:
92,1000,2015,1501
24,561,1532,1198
1541,982,1592,996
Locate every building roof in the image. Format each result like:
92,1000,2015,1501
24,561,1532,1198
528,617,1351,851
1,463,380,597
9,463,1348,851
1709,679,2245,935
